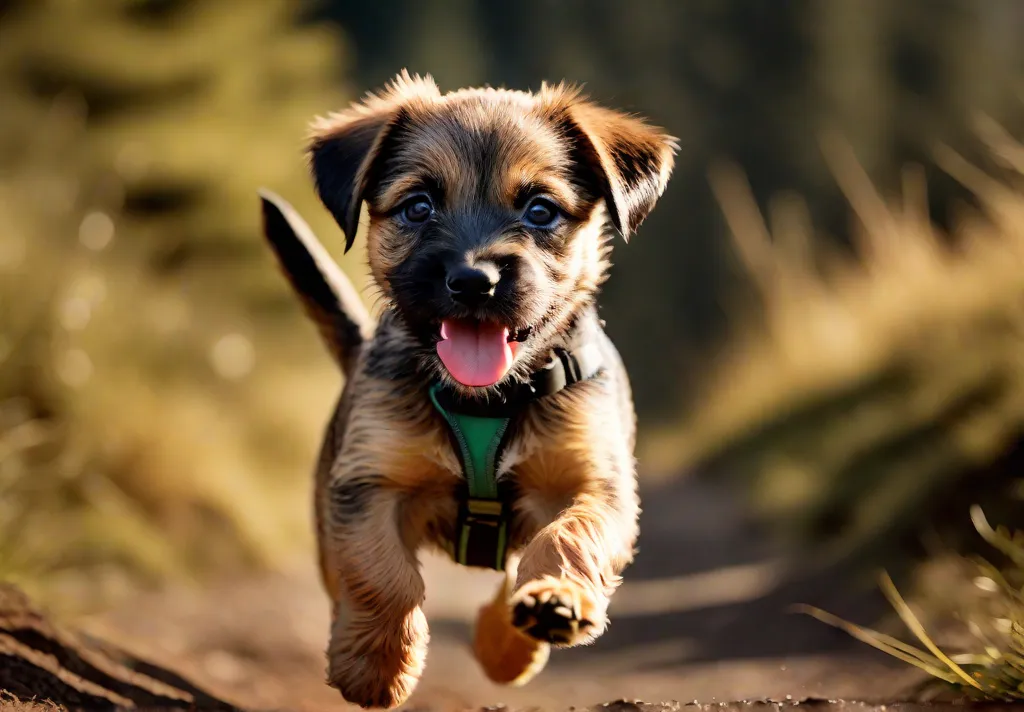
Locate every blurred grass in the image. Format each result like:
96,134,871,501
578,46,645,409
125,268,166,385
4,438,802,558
0,105,339,611
0,0,364,612
642,117,1024,561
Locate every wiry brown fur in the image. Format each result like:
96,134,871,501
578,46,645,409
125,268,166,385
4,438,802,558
264,71,675,709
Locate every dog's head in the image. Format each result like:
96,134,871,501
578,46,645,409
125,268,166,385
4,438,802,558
308,71,676,393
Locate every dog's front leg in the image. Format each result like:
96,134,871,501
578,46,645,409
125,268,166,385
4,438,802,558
511,479,638,647
323,480,427,709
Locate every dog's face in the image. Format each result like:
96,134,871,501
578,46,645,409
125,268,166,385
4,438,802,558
308,72,676,392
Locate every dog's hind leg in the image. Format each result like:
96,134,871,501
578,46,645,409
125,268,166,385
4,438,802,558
472,555,550,686
323,484,428,709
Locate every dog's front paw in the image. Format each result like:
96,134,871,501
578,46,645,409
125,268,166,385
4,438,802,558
510,576,606,647
327,607,428,709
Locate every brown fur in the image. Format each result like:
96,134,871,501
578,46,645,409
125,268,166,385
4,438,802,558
266,71,675,709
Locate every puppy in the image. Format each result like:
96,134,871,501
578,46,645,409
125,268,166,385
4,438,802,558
259,71,675,709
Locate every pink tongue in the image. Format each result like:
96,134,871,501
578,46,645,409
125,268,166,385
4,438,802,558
437,319,514,387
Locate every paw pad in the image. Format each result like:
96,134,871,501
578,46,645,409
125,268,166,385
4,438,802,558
511,582,596,646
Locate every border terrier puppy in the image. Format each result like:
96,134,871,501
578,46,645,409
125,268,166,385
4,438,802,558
259,71,675,709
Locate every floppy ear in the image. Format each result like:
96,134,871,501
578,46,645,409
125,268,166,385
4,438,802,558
307,71,440,253
307,112,394,253
559,99,678,241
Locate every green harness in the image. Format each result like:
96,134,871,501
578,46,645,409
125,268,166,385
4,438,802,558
429,384,512,570
428,341,604,571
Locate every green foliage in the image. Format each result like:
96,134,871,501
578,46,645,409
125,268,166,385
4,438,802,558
0,0,368,300
0,0,361,608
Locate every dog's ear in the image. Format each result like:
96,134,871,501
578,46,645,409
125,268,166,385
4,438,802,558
307,71,439,253
551,90,677,241
308,111,395,253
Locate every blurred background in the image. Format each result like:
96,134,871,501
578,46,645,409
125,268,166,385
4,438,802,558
3,0,1024,708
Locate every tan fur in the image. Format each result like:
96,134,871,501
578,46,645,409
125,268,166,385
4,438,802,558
472,557,551,685
285,71,675,709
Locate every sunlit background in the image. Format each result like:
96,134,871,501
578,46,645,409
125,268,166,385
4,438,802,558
3,1,1024,709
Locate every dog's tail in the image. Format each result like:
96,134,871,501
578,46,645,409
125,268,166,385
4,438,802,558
259,189,374,378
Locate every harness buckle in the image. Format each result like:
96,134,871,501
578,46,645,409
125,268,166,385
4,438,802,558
457,497,508,570
466,498,503,517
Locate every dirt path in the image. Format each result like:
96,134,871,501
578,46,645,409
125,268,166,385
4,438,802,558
66,474,927,712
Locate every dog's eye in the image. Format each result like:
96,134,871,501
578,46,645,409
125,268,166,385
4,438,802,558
399,196,433,225
523,197,560,228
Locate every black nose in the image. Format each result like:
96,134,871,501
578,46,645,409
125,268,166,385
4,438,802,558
446,262,499,306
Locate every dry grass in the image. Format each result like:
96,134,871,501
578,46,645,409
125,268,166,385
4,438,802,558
642,117,1024,558
800,506,1024,701
635,115,1024,701
0,77,347,615
0,0,377,613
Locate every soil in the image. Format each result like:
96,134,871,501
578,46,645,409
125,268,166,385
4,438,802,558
3,474,936,711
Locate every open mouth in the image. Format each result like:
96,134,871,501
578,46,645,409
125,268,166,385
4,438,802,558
436,319,531,387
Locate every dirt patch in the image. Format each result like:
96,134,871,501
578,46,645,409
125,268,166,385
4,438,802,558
1,476,941,711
